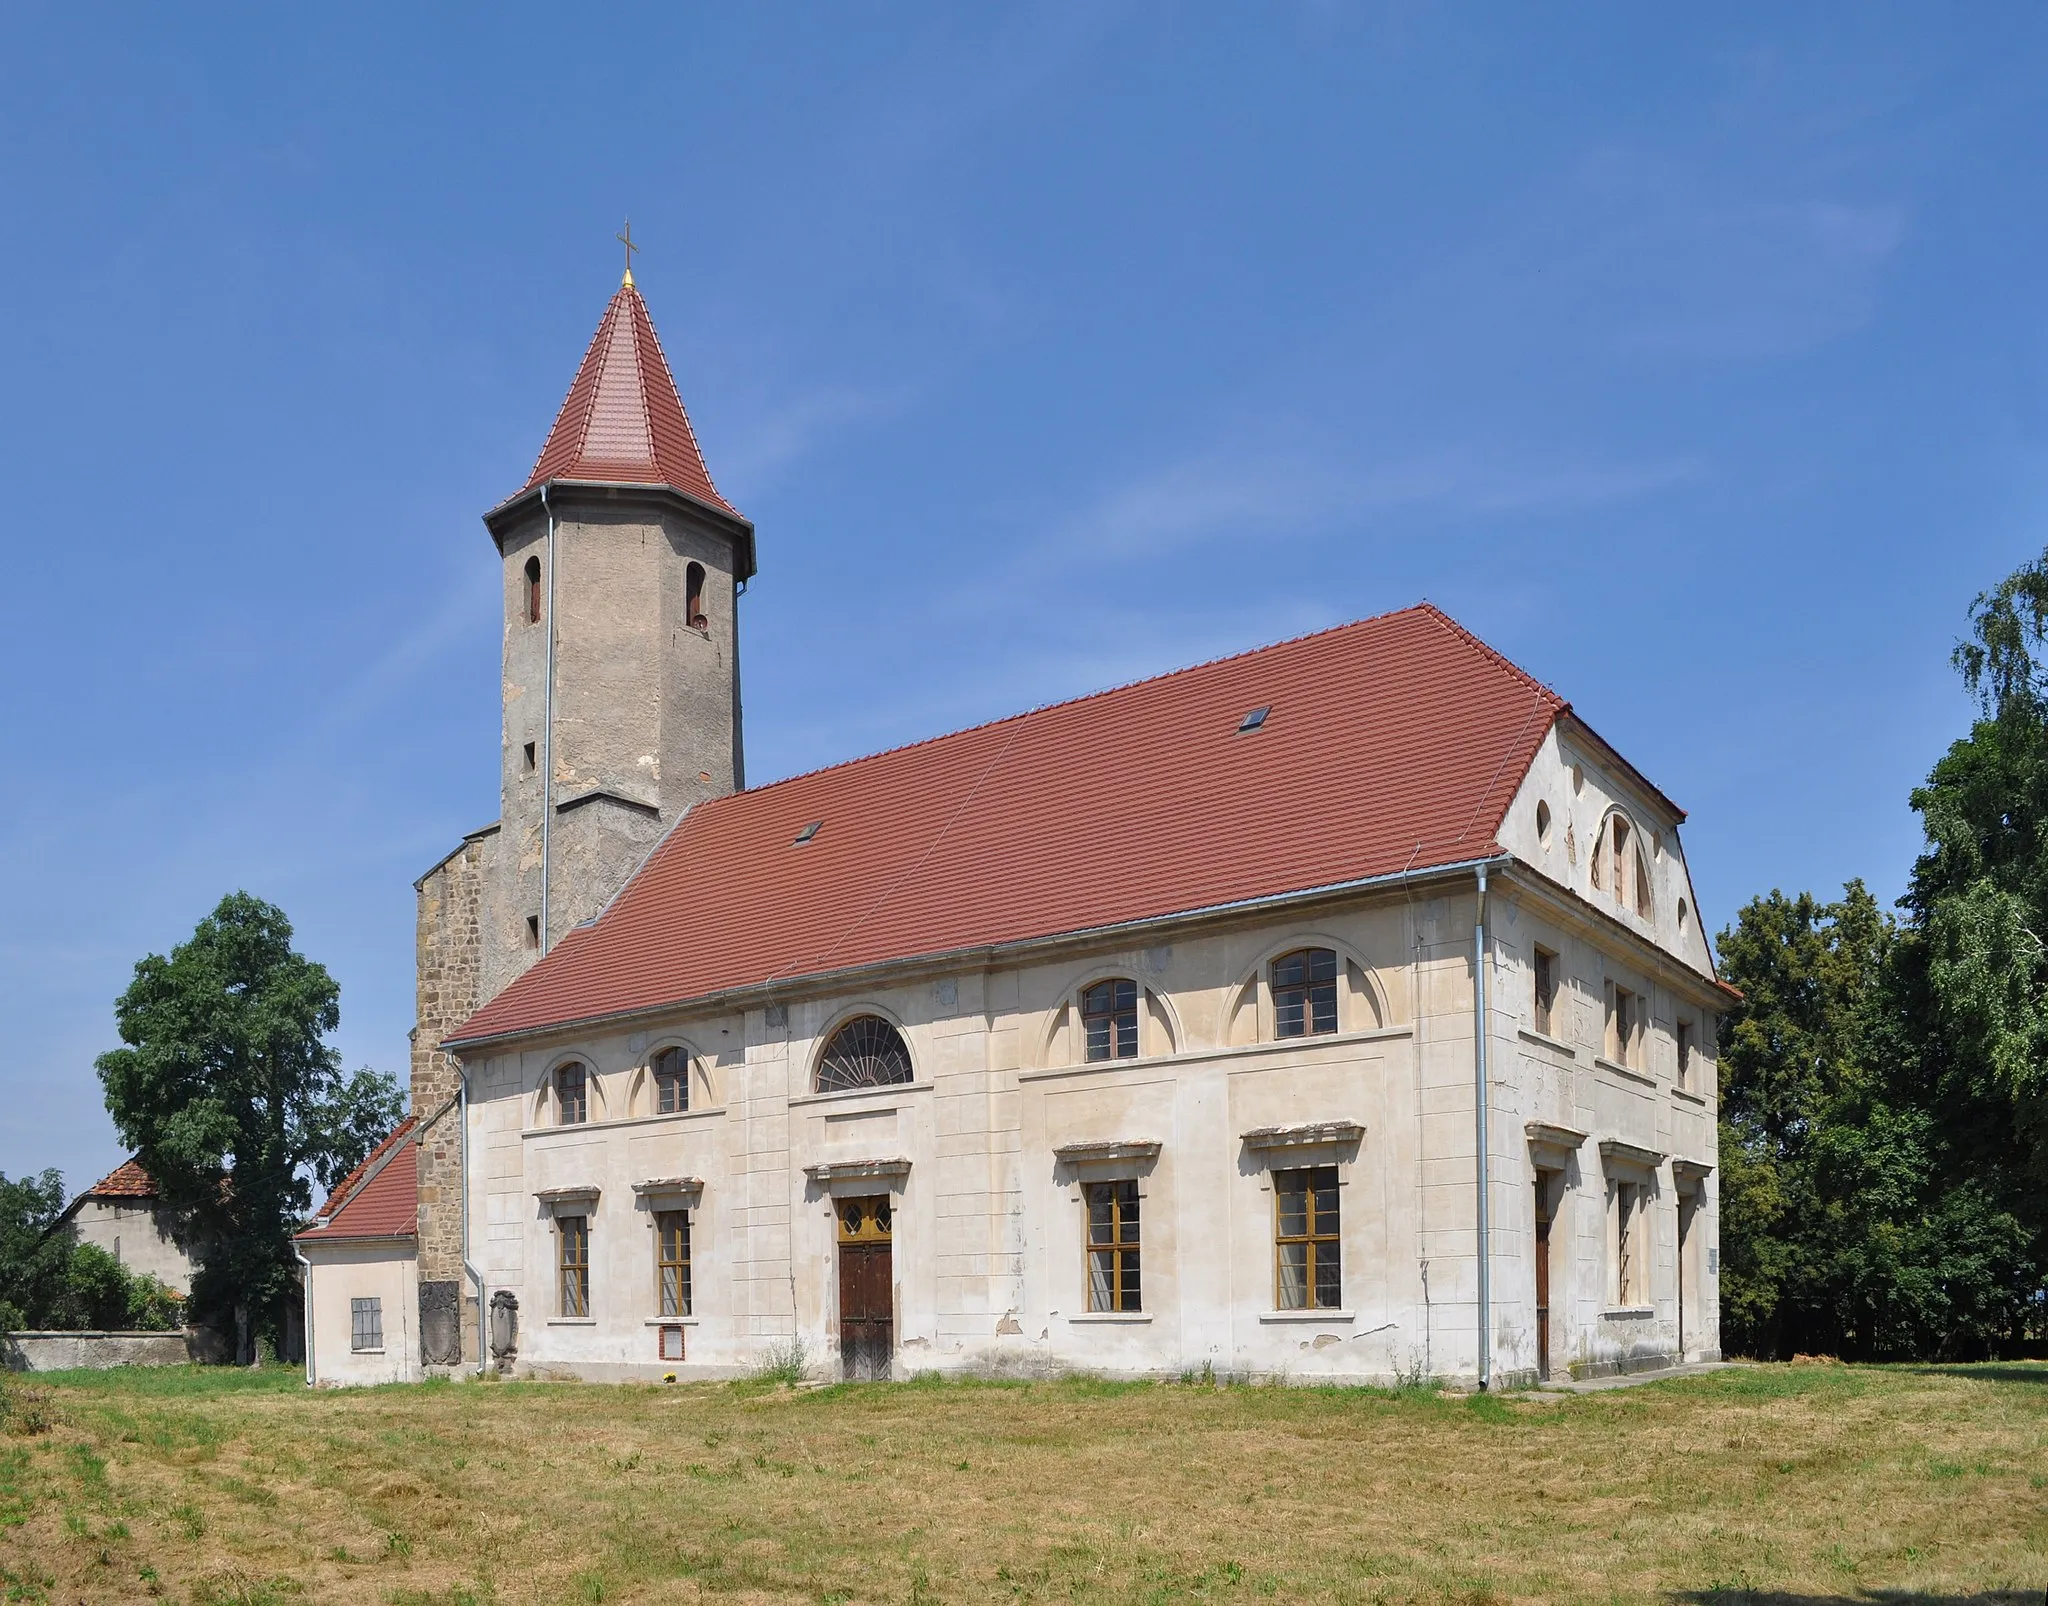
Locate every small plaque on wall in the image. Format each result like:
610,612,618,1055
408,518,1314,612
658,1325,685,1362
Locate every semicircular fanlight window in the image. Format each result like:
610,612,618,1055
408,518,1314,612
816,1016,913,1093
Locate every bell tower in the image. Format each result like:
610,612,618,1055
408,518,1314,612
409,262,755,1367
479,265,756,997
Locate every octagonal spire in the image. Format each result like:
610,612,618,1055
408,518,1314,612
518,279,739,519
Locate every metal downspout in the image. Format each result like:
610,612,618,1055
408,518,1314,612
292,1242,313,1387
539,484,557,954
1474,863,1492,1392
459,1063,487,1377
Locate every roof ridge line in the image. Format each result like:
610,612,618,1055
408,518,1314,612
312,1115,417,1224
1414,602,1568,710
523,299,614,487
635,288,735,514
704,601,1455,809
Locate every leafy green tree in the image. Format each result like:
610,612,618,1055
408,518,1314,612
95,892,401,1360
0,1170,70,1333
1903,548,2048,1205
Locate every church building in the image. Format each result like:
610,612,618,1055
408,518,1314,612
301,264,1729,1388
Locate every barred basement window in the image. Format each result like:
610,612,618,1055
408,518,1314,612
1275,1167,1341,1310
350,1296,383,1353
559,1215,590,1318
1081,979,1139,1062
1272,947,1338,1038
555,1062,588,1126
652,1047,689,1114
1084,1180,1141,1312
656,1210,691,1318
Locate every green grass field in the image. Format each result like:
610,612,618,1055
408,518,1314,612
0,1361,2043,1605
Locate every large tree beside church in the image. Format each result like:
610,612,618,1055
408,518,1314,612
96,893,401,1360
1715,549,2048,1359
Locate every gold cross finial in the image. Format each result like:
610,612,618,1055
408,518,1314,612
616,218,640,288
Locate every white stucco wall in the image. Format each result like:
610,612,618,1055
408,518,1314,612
304,1240,418,1386
456,847,1723,1388
68,1199,193,1294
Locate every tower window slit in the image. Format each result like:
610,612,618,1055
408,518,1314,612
524,555,543,625
686,562,707,630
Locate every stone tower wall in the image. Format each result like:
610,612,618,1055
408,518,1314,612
411,828,493,1362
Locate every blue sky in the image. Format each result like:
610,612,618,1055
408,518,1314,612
3,5,2045,1194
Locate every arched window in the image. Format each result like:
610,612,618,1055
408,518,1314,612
1272,948,1338,1038
1601,814,1654,919
554,1061,588,1125
651,1047,688,1115
1081,979,1139,1061
815,1016,913,1093
685,562,707,630
524,556,543,625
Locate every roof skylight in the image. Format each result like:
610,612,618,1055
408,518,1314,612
1238,705,1271,732
793,820,823,845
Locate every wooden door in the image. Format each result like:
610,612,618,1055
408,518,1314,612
1533,1175,1554,1382
836,1196,894,1381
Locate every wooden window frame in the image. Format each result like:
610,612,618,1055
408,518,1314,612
1613,1182,1646,1306
1274,1166,1342,1311
1607,984,1640,1069
652,1047,689,1115
1533,946,1558,1038
1081,978,1139,1062
350,1296,383,1353
1272,947,1339,1039
655,1209,691,1318
554,1062,589,1126
558,1214,591,1318
1084,1179,1142,1312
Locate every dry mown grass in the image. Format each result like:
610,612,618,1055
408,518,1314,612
0,1361,2043,1605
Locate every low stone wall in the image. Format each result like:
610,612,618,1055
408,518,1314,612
2,1330,195,1372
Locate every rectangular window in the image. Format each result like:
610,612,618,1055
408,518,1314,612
1082,979,1139,1061
1084,1180,1141,1312
1608,984,1639,1067
1533,946,1558,1037
350,1296,383,1353
1275,1166,1341,1310
523,741,537,773
1273,948,1339,1038
559,1215,590,1318
1676,1019,1693,1089
1614,1183,1645,1306
656,1209,691,1318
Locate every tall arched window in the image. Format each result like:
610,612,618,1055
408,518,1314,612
524,556,543,625
1272,948,1339,1038
815,1016,913,1093
685,562,707,630
554,1061,588,1125
651,1047,688,1115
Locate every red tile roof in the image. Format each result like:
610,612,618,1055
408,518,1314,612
298,1118,417,1242
514,278,740,520
452,604,1568,1046
82,1159,158,1200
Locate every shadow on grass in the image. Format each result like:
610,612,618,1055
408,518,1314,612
1902,1364,2048,1387
1673,1592,2042,1604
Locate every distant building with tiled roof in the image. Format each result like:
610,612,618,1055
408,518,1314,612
59,1159,193,1296
306,263,1728,1390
